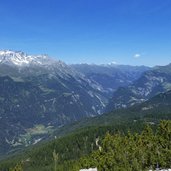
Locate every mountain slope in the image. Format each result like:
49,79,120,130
106,64,171,111
1,90,171,170
53,89,171,137
0,50,107,156
71,63,150,96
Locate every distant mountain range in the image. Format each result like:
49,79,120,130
0,50,171,158
71,63,150,96
0,50,106,155
106,63,171,111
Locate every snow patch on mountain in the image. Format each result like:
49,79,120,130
0,50,58,66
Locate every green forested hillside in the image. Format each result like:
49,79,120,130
0,121,147,171
1,120,170,171
53,90,171,138
80,120,171,171
1,90,171,171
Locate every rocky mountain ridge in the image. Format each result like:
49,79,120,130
0,50,108,155
1,50,170,158
106,63,171,111
71,63,150,96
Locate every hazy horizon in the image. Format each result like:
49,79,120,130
0,0,171,66
0,49,170,67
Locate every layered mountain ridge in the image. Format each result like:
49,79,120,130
106,63,171,111
0,50,108,155
71,63,150,96
0,49,170,159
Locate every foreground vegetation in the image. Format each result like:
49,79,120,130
80,120,171,171
1,120,170,171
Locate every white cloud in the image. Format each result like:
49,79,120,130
111,61,117,64
134,53,141,58
108,61,117,65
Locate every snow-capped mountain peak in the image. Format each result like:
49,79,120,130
0,50,57,66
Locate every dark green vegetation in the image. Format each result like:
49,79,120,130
0,120,170,171
1,90,171,170
0,120,150,170
53,89,171,138
80,120,171,171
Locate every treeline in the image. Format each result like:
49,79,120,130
79,120,171,171
0,121,146,171
6,120,171,171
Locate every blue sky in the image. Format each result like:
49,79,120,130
0,0,171,66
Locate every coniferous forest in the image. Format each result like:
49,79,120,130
1,120,170,171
